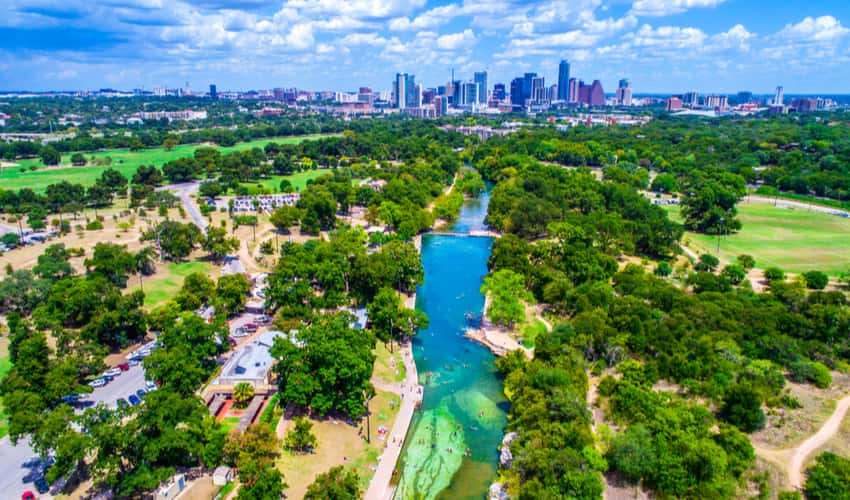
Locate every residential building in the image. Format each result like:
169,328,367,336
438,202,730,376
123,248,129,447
705,95,729,109
683,91,699,106
666,97,683,111
557,60,570,101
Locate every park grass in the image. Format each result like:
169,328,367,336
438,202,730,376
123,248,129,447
127,259,215,309
276,389,401,498
667,202,850,274
520,319,547,350
372,341,407,386
238,169,329,195
1,134,337,193
0,338,10,438
221,416,241,433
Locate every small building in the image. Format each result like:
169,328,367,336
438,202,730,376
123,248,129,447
214,330,289,386
156,474,186,499
213,466,234,486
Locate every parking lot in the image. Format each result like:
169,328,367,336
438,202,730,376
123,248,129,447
86,363,148,409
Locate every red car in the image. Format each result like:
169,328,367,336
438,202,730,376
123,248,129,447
118,363,130,371
243,323,258,332
22,492,36,500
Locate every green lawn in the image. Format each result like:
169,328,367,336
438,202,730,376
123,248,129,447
669,202,850,274
0,353,10,438
1,134,337,192
239,170,330,194
128,260,215,309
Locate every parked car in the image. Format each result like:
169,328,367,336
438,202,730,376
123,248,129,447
227,337,238,346
21,491,36,500
128,395,141,406
136,389,147,399
118,362,130,371
104,367,121,377
256,314,272,324
116,399,129,410
34,478,49,494
128,358,140,366
145,380,158,391
88,378,107,388
244,323,258,332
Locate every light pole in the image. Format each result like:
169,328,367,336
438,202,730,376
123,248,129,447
363,390,373,444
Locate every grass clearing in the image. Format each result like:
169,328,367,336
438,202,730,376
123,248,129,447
667,202,850,274
372,341,407,386
1,134,337,192
520,319,547,350
276,389,401,498
127,259,215,309
0,337,10,438
238,169,330,194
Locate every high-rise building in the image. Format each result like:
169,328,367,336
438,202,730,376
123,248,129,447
510,78,524,108
531,76,546,104
568,78,579,103
393,73,418,108
460,82,478,106
557,60,570,101
774,85,784,106
522,72,537,103
474,71,488,104
578,80,605,107
273,88,285,100
435,96,449,116
683,91,699,106
493,83,506,101
209,84,218,100
615,79,632,106
705,95,729,109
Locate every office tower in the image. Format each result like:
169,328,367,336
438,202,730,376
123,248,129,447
522,72,537,103
474,71,488,104
579,80,605,107
616,79,632,106
421,88,435,105
531,76,546,104
209,84,217,100
493,83,506,101
683,91,699,106
548,84,558,103
460,82,478,106
435,96,449,116
394,73,407,108
774,86,784,106
407,77,420,108
736,91,753,104
568,78,579,102
273,88,285,100
705,95,728,109
510,77,524,108
557,60,570,101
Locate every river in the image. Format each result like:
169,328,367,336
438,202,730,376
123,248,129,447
395,189,508,499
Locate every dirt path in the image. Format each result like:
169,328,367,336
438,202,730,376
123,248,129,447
744,195,850,216
756,394,850,488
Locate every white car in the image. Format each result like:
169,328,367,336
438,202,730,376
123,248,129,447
88,378,107,388
128,358,141,366
145,380,158,391
104,368,122,377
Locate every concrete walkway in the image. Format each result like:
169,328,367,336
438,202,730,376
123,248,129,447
364,342,422,500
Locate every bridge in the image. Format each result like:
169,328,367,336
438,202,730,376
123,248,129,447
428,229,500,238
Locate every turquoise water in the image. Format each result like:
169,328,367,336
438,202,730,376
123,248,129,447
396,190,508,499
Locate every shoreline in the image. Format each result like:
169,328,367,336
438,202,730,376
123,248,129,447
465,294,533,359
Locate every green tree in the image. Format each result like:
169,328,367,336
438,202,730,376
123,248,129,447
695,253,720,272
143,221,201,261
654,261,672,277
84,242,136,287
233,382,255,407
175,272,216,310
367,287,428,348
481,269,533,326
304,466,361,499
736,254,756,271
805,452,850,500
162,138,178,151
40,145,61,165
720,384,766,433
215,273,252,316
70,153,87,166
284,416,318,453
201,226,239,262
721,264,747,285
803,271,829,290
270,205,301,234
764,267,785,283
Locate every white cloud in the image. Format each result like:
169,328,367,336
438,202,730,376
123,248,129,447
435,28,475,50
778,15,849,42
388,3,461,31
710,24,753,50
285,0,426,19
340,32,389,46
630,0,727,17
627,24,707,48
283,23,314,49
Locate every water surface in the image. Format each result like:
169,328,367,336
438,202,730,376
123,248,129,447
396,189,507,499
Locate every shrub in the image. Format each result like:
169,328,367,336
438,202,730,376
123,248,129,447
86,220,104,231
789,361,832,389
804,452,850,500
720,384,766,433
803,271,829,290
654,261,672,277
764,267,785,283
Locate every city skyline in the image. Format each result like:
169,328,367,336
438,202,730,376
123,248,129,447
1,1,850,93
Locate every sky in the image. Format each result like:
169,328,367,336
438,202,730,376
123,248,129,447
1,0,849,94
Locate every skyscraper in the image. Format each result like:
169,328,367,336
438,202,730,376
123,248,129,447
615,79,632,106
774,86,784,106
522,72,537,103
474,71,488,104
493,83,506,101
461,82,478,106
510,78,524,109
557,60,570,101
209,84,217,100
531,76,546,104
568,78,579,103
393,73,407,108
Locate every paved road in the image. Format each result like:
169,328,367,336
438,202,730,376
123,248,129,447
365,343,422,500
221,255,245,276
86,364,148,409
0,437,46,498
157,181,207,231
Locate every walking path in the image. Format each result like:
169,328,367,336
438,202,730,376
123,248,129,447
364,342,422,500
755,394,850,488
744,195,850,216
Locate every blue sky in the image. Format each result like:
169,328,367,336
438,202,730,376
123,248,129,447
1,0,849,94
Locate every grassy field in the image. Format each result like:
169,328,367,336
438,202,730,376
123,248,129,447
667,202,850,274
127,259,215,309
0,134,336,192
239,170,330,194
0,338,10,438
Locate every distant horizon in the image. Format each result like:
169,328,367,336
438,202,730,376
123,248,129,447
1,1,849,94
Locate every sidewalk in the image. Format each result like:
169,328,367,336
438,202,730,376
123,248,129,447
364,342,422,500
